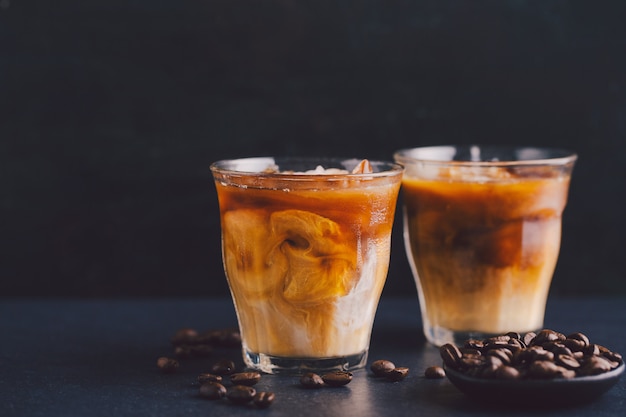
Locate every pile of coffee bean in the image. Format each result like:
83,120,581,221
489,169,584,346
170,327,241,358
440,329,623,380
157,327,276,409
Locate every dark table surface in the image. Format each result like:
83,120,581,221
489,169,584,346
1,295,624,417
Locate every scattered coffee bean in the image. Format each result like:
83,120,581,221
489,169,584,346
156,357,179,374
227,385,257,404
321,370,353,387
197,373,222,384
370,359,395,377
210,358,236,375
198,382,227,400
230,371,262,386
386,366,409,382
424,365,446,379
171,327,242,349
189,344,214,357
300,372,325,389
198,328,242,348
171,328,199,346
173,345,194,359
253,391,275,408
439,329,623,381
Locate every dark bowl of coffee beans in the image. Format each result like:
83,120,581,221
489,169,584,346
439,329,624,407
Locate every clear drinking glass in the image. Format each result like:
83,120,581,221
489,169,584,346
210,157,403,374
394,146,577,346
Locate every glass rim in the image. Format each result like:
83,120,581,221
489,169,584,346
394,145,577,167
210,156,404,179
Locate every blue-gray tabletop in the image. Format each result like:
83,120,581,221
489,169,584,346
1,296,624,417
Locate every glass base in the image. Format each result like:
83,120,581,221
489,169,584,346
424,324,542,347
243,348,368,375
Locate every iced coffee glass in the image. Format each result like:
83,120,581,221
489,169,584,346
394,146,577,346
210,157,403,374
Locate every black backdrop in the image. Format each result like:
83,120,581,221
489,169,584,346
2,0,625,297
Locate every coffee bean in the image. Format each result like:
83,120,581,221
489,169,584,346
484,335,511,345
171,328,198,346
230,372,261,386
370,359,395,377
563,338,586,352
253,391,275,408
198,382,227,400
544,342,573,357
522,331,537,346
556,354,580,370
321,370,353,387
583,343,601,356
460,354,484,369
567,332,590,347
460,347,482,356
205,328,242,348
440,343,462,369
481,355,504,378
464,339,485,349
528,346,555,362
188,344,213,357
531,329,563,346
197,373,222,384
506,332,521,340
386,367,409,382
424,365,446,379
300,372,325,389
495,365,520,380
210,358,236,375
173,345,193,358
485,348,512,364
227,385,256,404
156,357,179,374
528,360,562,379
579,356,614,376
602,350,623,364
507,338,525,350
557,367,577,379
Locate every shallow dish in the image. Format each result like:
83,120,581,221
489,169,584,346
444,362,624,407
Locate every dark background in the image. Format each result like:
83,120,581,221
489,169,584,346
1,0,625,298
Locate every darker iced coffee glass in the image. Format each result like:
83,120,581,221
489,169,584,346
210,157,403,374
394,146,576,346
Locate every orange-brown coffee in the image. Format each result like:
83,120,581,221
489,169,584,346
395,146,576,346
403,170,569,335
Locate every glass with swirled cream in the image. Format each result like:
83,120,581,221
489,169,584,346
210,157,403,374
